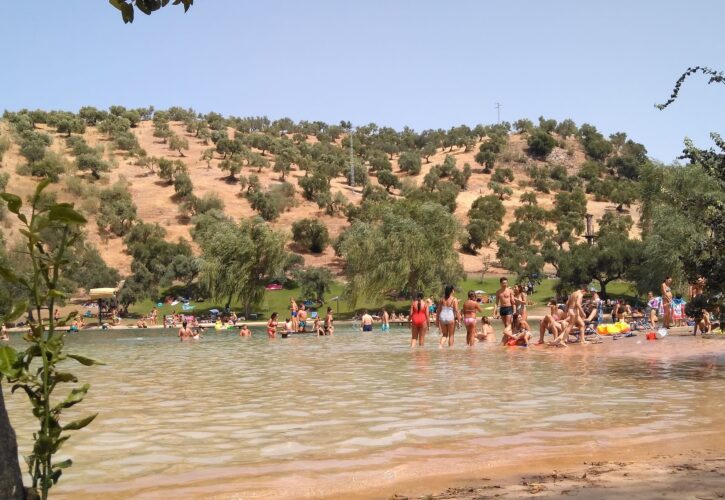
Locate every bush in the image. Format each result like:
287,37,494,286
292,218,330,253
174,172,194,199
527,129,557,158
398,151,422,175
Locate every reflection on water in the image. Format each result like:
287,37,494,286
4,327,725,496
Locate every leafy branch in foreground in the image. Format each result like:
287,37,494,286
109,0,193,24
0,181,103,500
655,66,725,110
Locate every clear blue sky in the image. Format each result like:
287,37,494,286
2,0,723,163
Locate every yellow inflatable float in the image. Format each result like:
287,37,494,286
597,321,631,335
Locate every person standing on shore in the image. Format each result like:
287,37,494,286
463,290,482,347
0,323,8,341
661,276,673,328
437,285,460,348
494,277,515,331
514,285,528,321
410,292,429,347
150,307,158,326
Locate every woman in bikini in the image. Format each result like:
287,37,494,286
324,307,334,336
463,290,482,346
502,312,531,346
514,285,528,321
436,285,460,348
267,312,279,338
409,292,429,347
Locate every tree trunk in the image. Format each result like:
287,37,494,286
0,383,25,500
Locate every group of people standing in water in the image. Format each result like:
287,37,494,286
410,277,533,348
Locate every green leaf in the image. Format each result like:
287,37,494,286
54,372,78,383
122,2,134,22
0,346,20,378
0,264,20,284
0,193,21,214
109,0,125,11
5,300,29,323
53,459,73,470
54,384,89,411
62,413,97,431
67,354,105,366
32,179,51,206
48,204,87,225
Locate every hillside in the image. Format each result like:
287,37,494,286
0,110,641,283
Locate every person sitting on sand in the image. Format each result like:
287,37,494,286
475,316,496,342
696,310,712,335
267,313,279,338
239,324,251,337
178,321,194,341
136,318,148,329
538,301,566,344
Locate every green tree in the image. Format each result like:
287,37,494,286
376,169,401,193
291,218,330,253
292,266,334,304
527,129,557,158
336,200,463,306
520,191,538,206
398,151,422,174
97,181,137,236
173,171,194,199
488,181,512,200
474,149,495,174
513,118,534,134
195,216,289,316
168,133,189,157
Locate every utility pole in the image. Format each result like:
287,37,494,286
495,102,501,124
349,125,355,188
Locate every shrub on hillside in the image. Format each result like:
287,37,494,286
292,218,330,253
527,129,557,158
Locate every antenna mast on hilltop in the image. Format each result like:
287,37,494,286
495,102,502,124
349,124,355,188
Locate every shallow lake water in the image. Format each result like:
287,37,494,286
4,325,725,498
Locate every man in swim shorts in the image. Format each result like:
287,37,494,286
361,310,374,332
297,304,308,332
381,307,390,332
495,277,515,330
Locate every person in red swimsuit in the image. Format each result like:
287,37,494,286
410,292,429,347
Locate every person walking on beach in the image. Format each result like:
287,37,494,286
410,292,429,347
661,276,674,328
437,285,460,348
565,285,588,344
361,310,374,332
463,290,482,346
267,312,279,338
495,277,515,330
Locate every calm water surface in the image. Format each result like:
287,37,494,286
4,326,725,497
